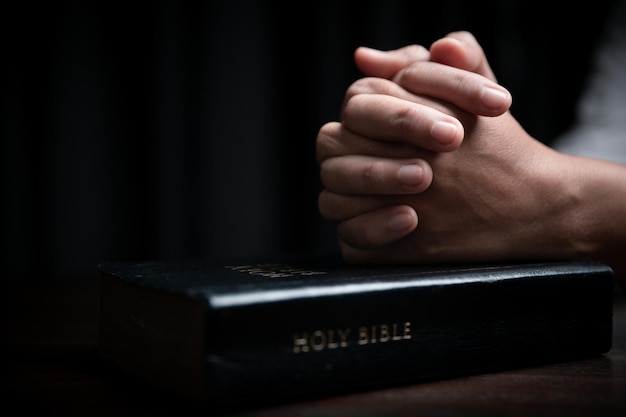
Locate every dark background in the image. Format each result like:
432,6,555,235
1,0,617,280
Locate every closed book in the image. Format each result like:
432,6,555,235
97,253,614,406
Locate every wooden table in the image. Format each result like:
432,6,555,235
3,274,625,416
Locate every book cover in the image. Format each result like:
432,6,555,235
97,253,614,406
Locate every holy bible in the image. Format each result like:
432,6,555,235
97,254,614,405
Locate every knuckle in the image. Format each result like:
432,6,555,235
393,61,423,85
361,160,385,190
393,104,422,134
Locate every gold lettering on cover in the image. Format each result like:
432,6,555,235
392,322,401,340
379,324,390,342
310,330,326,351
337,328,350,348
292,333,310,353
358,326,369,345
403,321,412,339
327,329,338,349
370,325,378,343
293,323,410,353
293,328,351,353
224,263,327,278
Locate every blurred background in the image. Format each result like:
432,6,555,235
1,0,617,280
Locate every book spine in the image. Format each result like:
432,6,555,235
203,269,614,402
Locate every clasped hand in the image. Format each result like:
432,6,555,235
316,31,585,266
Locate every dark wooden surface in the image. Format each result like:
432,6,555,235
2,274,625,417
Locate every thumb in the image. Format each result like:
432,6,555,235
354,44,430,79
429,31,498,82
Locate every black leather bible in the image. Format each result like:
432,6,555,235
97,254,614,406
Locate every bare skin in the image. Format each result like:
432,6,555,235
316,31,626,286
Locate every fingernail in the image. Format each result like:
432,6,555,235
398,164,423,186
481,86,509,110
388,212,415,231
431,120,460,145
